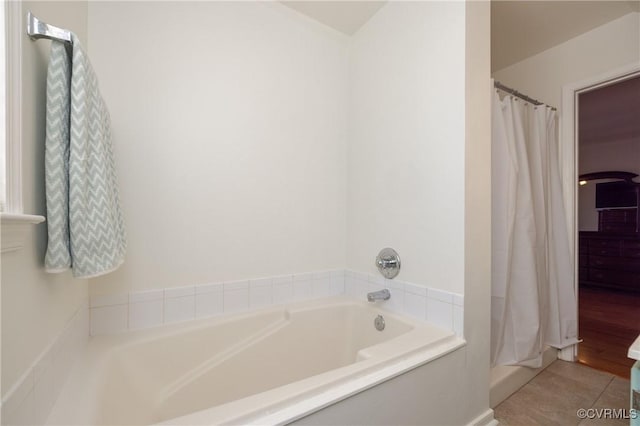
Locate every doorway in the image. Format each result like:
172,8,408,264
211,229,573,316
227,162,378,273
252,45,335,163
576,73,640,378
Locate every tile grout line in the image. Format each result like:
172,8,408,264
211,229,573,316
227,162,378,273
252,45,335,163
587,375,616,410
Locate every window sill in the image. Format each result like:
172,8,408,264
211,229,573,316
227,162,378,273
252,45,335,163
1,213,46,253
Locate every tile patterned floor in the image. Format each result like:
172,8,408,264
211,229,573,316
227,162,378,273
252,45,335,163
494,360,632,426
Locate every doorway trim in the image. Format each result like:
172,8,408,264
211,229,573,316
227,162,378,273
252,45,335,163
560,61,640,361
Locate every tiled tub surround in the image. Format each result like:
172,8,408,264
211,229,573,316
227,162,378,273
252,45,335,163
89,270,464,337
2,270,464,424
1,299,89,426
344,271,464,336
47,298,465,425
2,271,463,426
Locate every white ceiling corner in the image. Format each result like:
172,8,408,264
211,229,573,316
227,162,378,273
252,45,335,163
279,1,387,35
492,1,639,72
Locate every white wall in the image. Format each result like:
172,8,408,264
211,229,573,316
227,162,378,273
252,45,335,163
332,3,491,424
347,1,466,294
493,12,640,233
463,0,492,421
87,2,349,297
1,2,493,424
301,3,492,424
1,0,88,400
579,139,640,230
492,12,640,111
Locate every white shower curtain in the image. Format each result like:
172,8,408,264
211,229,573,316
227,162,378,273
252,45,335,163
491,90,578,368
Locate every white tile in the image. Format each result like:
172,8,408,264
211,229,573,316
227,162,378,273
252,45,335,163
427,298,453,330
427,288,453,304
382,286,404,313
330,273,345,295
352,271,368,282
224,280,249,291
404,293,427,320
293,272,313,283
273,283,294,304
354,277,370,300
165,286,195,298
452,293,464,307
250,285,272,308
195,291,223,318
129,300,163,330
330,269,344,278
312,276,331,298
90,304,128,335
344,274,356,296
405,282,428,296
90,293,128,308
129,289,163,303
293,280,312,301
368,274,385,286
250,277,272,288
272,275,293,285
384,278,405,291
224,288,248,313
367,282,381,295
453,305,464,337
345,269,357,278
312,271,331,280
344,276,359,298
164,295,195,323
196,282,223,294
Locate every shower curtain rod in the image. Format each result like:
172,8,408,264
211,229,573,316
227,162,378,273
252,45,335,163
26,11,72,44
494,81,557,111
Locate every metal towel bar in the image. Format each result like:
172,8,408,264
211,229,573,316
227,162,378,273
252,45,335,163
26,11,72,44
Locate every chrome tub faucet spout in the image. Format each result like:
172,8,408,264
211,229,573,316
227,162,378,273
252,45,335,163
367,289,391,302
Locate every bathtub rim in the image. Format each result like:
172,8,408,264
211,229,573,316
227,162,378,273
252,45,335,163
150,297,465,425
161,332,465,425
47,296,465,426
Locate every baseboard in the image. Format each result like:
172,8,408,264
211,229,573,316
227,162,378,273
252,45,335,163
0,299,89,425
467,408,498,426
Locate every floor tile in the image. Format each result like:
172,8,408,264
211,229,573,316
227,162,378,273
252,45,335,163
579,376,633,426
494,361,632,426
544,359,614,390
594,376,631,409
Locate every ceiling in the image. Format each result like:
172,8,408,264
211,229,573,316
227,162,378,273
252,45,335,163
492,1,640,71
279,2,640,148
280,1,387,35
280,1,639,71
579,76,640,147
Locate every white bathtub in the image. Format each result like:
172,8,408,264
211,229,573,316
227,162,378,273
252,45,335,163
47,296,464,425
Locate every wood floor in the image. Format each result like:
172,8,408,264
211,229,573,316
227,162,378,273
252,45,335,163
578,286,640,379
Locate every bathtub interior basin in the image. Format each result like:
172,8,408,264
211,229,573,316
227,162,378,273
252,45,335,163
46,297,464,425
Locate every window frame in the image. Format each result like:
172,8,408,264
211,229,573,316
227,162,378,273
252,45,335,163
5,0,23,214
1,2,45,253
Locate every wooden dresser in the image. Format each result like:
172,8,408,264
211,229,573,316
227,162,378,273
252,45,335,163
579,231,640,292
578,175,640,291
